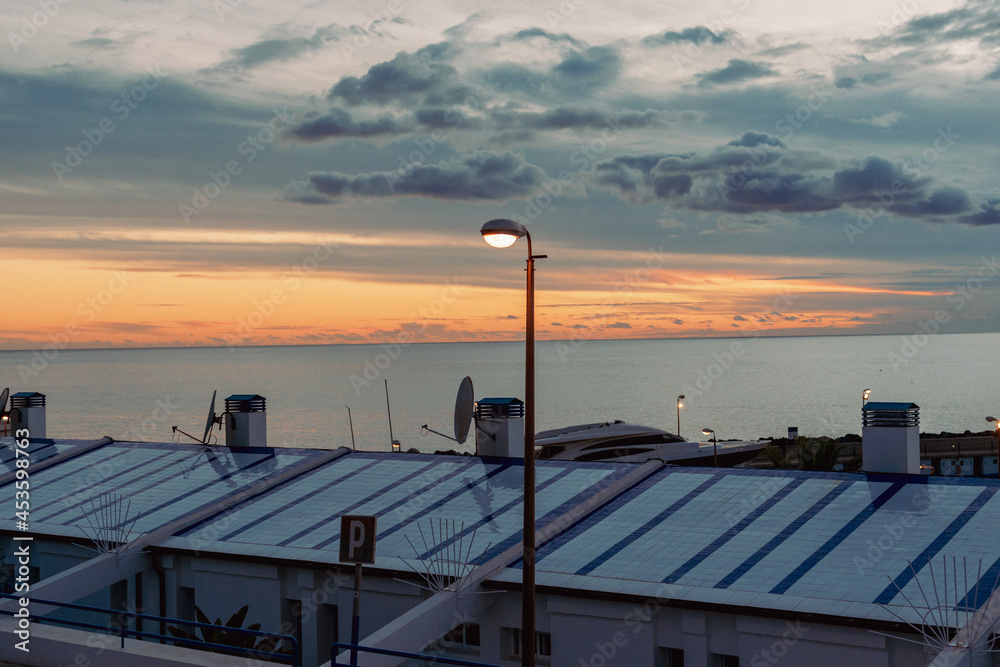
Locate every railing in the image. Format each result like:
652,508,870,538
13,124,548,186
330,642,500,666
0,593,298,666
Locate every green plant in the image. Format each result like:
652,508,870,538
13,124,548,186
167,604,286,656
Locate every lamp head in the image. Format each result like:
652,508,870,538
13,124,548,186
702,428,714,436
863,388,871,400
481,218,528,248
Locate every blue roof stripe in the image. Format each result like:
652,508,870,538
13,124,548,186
769,481,906,596
28,445,139,499
415,466,576,560
662,478,805,585
575,472,728,577
67,450,280,528
0,440,56,466
278,459,443,547
311,458,491,549
34,449,180,520
213,458,383,542
959,553,1000,610
475,464,635,567
874,487,999,605
715,480,854,590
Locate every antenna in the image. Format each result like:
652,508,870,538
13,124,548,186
421,376,475,444
171,390,224,446
346,405,356,451
385,379,399,451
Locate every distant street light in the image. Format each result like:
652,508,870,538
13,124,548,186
702,428,718,467
863,388,872,407
676,395,685,438
480,218,546,667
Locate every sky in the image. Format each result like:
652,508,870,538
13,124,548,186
2,0,999,349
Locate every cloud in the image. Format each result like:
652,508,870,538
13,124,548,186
328,45,471,106
889,2,1000,47
590,132,988,222
696,59,778,87
508,28,584,48
834,72,893,89
606,322,631,329
283,150,550,203
642,27,729,47
958,200,1000,226
209,24,355,72
288,108,415,140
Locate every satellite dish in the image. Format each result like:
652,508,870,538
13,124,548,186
420,376,475,444
202,390,218,444
454,376,474,444
171,390,223,446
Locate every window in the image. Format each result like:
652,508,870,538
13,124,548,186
656,647,684,666
441,623,481,649
712,654,739,667
510,628,552,659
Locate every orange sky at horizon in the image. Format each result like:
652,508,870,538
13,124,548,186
0,248,940,351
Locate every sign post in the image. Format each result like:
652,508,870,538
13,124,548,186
340,515,376,665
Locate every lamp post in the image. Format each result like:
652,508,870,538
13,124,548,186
480,218,545,667
676,395,684,438
987,417,998,456
702,428,718,467
863,388,871,407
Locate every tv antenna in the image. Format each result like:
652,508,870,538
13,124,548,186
0,388,9,436
171,390,225,446
421,376,474,444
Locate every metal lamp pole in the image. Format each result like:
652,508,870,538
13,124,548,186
676,395,684,438
481,219,545,667
703,428,717,467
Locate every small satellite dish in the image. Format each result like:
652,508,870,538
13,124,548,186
172,390,224,446
454,376,474,444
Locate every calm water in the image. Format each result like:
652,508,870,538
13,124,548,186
1,333,997,451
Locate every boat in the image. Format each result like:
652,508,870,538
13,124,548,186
535,420,766,465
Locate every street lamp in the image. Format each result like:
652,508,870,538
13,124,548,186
480,218,545,667
862,388,871,407
987,417,998,455
676,395,684,438
702,428,718,467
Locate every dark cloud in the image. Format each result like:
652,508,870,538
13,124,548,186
288,108,415,140
216,24,349,70
591,133,987,222
550,46,622,93
283,150,549,203
642,27,729,47
696,59,778,87
490,107,667,132
328,48,471,106
890,3,1000,47
509,28,584,48
834,72,893,89
986,67,1000,81
958,200,1000,226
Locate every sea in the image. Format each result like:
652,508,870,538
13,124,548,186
1,332,997,452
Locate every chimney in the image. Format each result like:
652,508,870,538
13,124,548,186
224,394,267,448
475,397,525,458
862,401,919,474
10,392,46,440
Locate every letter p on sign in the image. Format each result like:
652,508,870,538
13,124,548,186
339,515,376,564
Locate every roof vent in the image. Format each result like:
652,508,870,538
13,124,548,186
224,394,267,448
10,391,46,439
475,397,524,458
862,402,919,474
